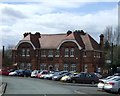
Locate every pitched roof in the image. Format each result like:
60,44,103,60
39,34,66,49
81,34,93,50
15,31,101,50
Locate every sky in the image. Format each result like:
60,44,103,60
0,0,119,49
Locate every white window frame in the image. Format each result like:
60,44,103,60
64,64,68,71
27,63,31,69
22,49,25,56
55,50,59,57
48,50,53,57
40,64,46,70
55,64,59,71
20,63,25,69
26,49,30,56
84,64,88,72
70,48,74,57
65,48,69,57
41,50,46,57
70,64,76,71
83,51,87,57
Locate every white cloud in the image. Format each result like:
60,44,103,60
0,2,118,49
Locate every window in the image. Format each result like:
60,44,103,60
70,48,74,57
71,64,76,71
98,52,101,58
94,51,97,58
65,48,69,57
41,50,46,57
27,63,31,69
55,50,60,57
48,50,53,57
64,64,68,71
55,64,59,71
26,49,30,56
22,49,25,56
84,64,88,72
70,64,76,71
83,51,87,57
40,64,46,70
36,50,39,57
20,63,25,69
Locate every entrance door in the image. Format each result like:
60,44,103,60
48,65,53,71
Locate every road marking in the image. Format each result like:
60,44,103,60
74,90,87,94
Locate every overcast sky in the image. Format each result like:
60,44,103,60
0,0,119,49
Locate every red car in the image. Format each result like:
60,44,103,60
37,70,49,79
0,69,9,76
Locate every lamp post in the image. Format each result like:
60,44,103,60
111,43,114,75
2,46,5,68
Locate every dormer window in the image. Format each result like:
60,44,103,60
41,50,46,57
48,50,53,57
83,51,87,57
26,49,30,56
65,48,69,57
70,48,74,57
55,50,60,57
22,49,25,56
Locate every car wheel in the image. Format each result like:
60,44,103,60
91,81,95,84
72,80,76,83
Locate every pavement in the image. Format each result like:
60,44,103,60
0,82,7,96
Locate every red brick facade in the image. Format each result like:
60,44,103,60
12,30,104,73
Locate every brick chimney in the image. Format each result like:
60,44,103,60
35,32,41,38
99,34,104,50
67,30,72,36
23,32,31,38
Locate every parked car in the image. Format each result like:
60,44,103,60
92,72,102,78
37,70,49,79
52,71,68,81
98,75,120,90
44,71,58,80
0,69,9,76
70,72,99,84
9,69,24,76
60,72,78,82
24,70,32,77
31,70,41,78
103,76,120,94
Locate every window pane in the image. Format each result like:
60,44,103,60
48,50,53,57
55,50,59,57
41,50,46,57
26,49,30,56
22,49,25,56
65,48,69,57
64,64,68,71
70,48,74,57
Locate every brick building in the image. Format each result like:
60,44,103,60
12,30,104,73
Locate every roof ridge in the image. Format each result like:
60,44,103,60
41,33,66,36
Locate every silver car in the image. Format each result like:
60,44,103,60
97,76,119,90
103,76,120,94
